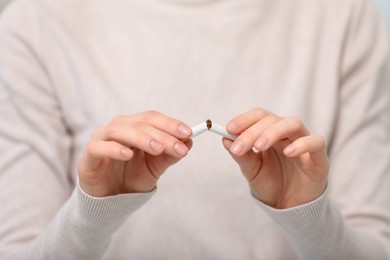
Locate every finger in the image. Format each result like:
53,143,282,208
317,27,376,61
98,123,166,156
140,124,191,158
79,140,134,172
131,111,192,139
222,138,261,182
226,107,273,135
98,122,190,158
91,126,106,140
145,139,194,177
229,115,280,156
254,116,310,151
283,135,327,161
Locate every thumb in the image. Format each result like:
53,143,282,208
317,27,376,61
222,138,262,182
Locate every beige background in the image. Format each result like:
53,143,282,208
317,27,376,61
0,0,388,25
0,0,11,11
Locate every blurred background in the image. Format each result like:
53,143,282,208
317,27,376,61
0,0,388,29
376,0,390,28
0,0,10,11
0,0,389,30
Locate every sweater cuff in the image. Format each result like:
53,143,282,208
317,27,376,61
75,182,156,229
254,188,329,235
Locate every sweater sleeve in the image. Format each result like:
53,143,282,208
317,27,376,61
255,188,389,259
255,0,390,259
0,1,154,259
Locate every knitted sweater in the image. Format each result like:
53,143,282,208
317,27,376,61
0,0,389,259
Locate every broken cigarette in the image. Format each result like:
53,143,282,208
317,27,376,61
189,121,209,139
189,119,238,140
208,121,238,140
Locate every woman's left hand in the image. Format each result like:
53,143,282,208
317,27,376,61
223,108,329,209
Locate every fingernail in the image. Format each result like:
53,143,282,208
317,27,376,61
174,142,188,156
120,148,132,158
150,139,163,152
230,140,244,155
255,138,268,150
284,145,296,156
178,125,192,137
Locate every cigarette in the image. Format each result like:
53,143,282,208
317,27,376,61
190,121,208,138
187,119,238,141
208,121,238,140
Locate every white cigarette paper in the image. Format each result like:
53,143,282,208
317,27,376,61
209,122,238,140
189,120,238,140
190,122,208,138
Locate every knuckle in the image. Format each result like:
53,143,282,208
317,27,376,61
102,124,118,139
251,107,262,113
264,114,278,123
245,131,259,141
108,117,117,124
261,131,274,141
142,110,160,121
91,126,105,139
287,116,303,127
109,115,123,124
252,107,268,117
316,135,326,148
262,116,280,136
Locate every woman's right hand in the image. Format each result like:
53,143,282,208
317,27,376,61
77,111,192,197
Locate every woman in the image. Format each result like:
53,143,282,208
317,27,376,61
0,0,389,259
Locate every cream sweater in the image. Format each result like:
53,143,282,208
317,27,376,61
0,0,389,259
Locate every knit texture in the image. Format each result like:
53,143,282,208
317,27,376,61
0,0,389,259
